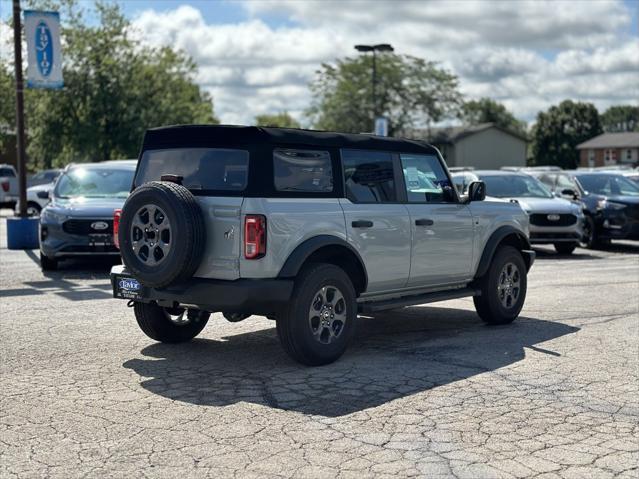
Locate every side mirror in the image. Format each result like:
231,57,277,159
560,188,578,200
468,181,486,202
442,186,457,202
37,190,50,199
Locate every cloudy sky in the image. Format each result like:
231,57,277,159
2,0,638,126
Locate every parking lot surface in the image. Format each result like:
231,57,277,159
1,216,638,478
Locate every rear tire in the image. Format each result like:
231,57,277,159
473,246,527,325
26,202,42,217
276,264,357,366
134,302,209,343
40,252,58,271
554,242,577,255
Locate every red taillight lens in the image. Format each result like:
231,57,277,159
1,181,8,192
244,214,266,259
113,209,122,250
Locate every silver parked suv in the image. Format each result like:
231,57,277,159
110,125,535,365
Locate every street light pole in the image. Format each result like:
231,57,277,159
354,43,393,127
12,0,27,218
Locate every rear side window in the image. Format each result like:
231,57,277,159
273,148,333,192
342,149,397,203
135,148,249,191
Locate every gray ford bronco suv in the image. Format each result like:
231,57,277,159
111,125,534,366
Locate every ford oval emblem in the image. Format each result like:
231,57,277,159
119,278,140,291
547,214,561,221
91,221,109,231
35,21,54,77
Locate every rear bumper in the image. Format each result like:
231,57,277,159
110,265,294,315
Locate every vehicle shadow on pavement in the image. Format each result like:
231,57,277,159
123,307,579,417
0,250,116,301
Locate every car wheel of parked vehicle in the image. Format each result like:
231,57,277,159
581,215,600,249
134,302,209,343
276,264,357,366
26,202,42,217
119,181,206,288
40,252,58,271
554,242,577,255
473,246,527,325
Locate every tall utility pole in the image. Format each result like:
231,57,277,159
12,0,27,217
354,44,394,118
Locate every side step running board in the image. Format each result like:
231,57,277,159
358,287,480,314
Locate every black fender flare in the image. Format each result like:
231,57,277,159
474,226,532,279
277,235,369,291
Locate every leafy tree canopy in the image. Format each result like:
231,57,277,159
531,100,602,169
255,111,301,128
307,54,462,135
461,97,526,134
600,105,639,132
1,0,217,168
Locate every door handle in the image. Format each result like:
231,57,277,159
352,220,374,228
415,218,434,226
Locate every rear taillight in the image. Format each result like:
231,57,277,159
244,214,266,259
1,181,8,192
113,209,122,249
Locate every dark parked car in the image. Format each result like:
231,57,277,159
40,161,136,270
530,170,639,247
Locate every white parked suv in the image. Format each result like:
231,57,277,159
111,125,535,365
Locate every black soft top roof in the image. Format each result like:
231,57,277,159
142,124,438,155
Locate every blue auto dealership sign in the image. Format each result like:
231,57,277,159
24,11,63,89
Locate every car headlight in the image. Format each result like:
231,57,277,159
597,200,626,211
41,208,67,223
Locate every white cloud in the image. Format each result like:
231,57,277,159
127,1,638,125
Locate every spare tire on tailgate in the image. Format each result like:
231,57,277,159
119,181,206,288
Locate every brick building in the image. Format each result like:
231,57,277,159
577,132,639,168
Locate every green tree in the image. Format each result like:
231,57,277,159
531,100,602,169
307,54,462,135
2,1,217,168
461,98,526,134
600,105,639,132
0,62,15,151
255,111,301,128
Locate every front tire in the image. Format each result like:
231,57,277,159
134,302,209,343
276,264,357,366
554,242,577,255
40,252,58,271
473,246,527,325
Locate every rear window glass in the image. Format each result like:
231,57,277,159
135,148,249,191
273,148,333,192
0,167,16,177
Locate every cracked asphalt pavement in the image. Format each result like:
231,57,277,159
1,217,638,478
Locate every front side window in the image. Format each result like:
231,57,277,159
556,174,578,192
273,148,332,192
342,150,396,203
135,148,249,191
400,153,452,203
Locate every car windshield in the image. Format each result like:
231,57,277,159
55,167,134,198
479,175,553,198
577,174,639,196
